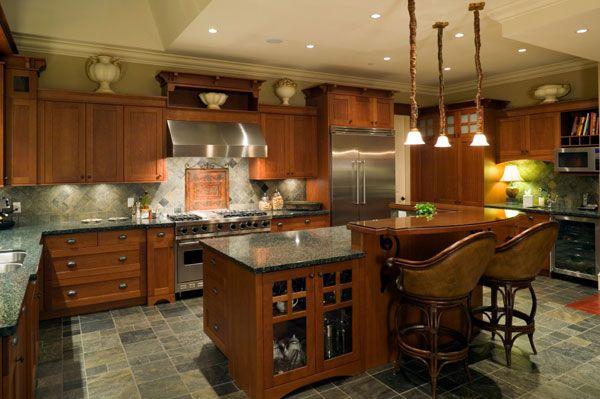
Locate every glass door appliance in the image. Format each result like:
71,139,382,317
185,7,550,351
551,215,599,282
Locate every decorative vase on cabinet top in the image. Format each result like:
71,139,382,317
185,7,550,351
85,55,122,93
534,84,571,104
199,92,228,110
274,78,297,106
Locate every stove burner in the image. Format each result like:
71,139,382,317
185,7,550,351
167,214,203,222
215,210,268,218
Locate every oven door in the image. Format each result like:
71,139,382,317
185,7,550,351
176,240,204,292
551,215,599,281
554,147,597,173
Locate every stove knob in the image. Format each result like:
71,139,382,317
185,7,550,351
201,225,208,231
216,223,223,230
230,224,238,230
191,226,199,234
239,222,246,229
252,221,259,228
261,221,270,227
179,227,188,234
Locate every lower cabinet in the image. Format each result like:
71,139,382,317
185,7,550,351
271,215,330,232
146,227,175,305
203,248,362,399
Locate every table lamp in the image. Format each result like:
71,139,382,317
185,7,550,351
500,164,523,202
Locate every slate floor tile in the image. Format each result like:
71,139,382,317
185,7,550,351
137,374,190,399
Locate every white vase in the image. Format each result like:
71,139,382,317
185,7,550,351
534,84,571,103
86,55,122,93
199,92,228,110
274,78,297,106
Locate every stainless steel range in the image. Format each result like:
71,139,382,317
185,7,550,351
169,210,272,293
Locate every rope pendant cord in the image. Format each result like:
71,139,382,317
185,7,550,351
434,22,449,136
470,2,485,133
408,0,418,130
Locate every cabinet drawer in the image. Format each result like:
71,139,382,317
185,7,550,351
98,229,145,246
204,302,228,350
272,215,330,232
47,250,141,282
50,272,141,310
148,227,174,243
204,271,226,302
44,232,98,250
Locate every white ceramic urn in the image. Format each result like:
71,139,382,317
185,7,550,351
534,84,571,103
274,78,297,106
86,55,122,93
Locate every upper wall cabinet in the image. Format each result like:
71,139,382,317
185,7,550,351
37,90,166,185
327,90,394,129
249,105,318,180
3,55,46,186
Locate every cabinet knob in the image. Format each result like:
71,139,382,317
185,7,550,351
348,119,352,124
66,290,77,297
317,272,323,278
119,282,128,290
156,232,166,238
211,288,218,295
528,216,534,221
80,175,85,180
66,238,76,244
156,175,162,180
67,260,77,268
210,258,216,266
21,305,26,313
15,357,24,364
11,336,18,347
213,324,219,331
119,256,128,262
119,234,127,240
304,219,311,224
277,222,283,227
309,273,314,279
87,175,92,179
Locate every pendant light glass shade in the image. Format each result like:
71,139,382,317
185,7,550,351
404,128,425,145
470,132,489,146
434,134,451,148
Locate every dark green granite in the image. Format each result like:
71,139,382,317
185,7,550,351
268,209,330,219
200,226,364,273
485,203,600,219
0,218,175,336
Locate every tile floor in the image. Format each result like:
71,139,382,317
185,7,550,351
36,276,600,399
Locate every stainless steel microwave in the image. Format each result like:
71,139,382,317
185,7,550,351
555,147,599,173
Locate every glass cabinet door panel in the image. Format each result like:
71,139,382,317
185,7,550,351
273,318,308,375
273,301,287,316
272,280,287,297
469,112,477,122
341,288,352,302
292,277,306,293
323,291,336,305
323,307,353,360
340,269,352,284
323,272,336,287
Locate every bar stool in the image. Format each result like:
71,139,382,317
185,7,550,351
471,221,558,367
387,231,496,398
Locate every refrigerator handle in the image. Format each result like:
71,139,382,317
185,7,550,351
352,160,359,205
362,160,367,204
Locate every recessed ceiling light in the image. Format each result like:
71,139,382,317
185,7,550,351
454,32,464,38
383,56,392,61
517,48,527,53
306,44,315,49
576,28,588,34
370,13,382,19
265,38,283,44
208,28,218,34
444,67,451,71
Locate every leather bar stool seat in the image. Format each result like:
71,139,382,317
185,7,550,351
471,221,558,367
387,231,496,398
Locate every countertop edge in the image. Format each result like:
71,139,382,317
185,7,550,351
485,203,600,219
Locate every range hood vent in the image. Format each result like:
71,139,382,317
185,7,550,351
167,120,267,158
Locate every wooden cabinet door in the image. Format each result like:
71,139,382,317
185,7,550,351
497,117,525,162
315,260,360,371
262,268,315,388
459,139,484,206
146,228,175,305
85,104,124,182
410,141,436,202
41,101,86,184
330,94,353,126
3,302,27,399
287,115,318,178
374,98,394,129
433,140,459,204
526,113,560,161
25,281,38,399
352,96,371,127
123,106,165,182
249,113,288,179
5,98,37,185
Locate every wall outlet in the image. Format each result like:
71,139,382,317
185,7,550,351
127,197,135,208
13,202,21,213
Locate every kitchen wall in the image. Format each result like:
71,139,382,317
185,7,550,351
0,158,305,225
498,160,598,208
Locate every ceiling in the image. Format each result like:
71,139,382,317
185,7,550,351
2,0,597,89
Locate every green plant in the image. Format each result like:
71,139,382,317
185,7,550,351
414,202,437,217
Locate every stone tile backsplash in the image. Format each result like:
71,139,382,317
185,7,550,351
0,158,306,224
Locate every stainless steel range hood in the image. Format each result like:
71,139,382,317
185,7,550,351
167,120,267,158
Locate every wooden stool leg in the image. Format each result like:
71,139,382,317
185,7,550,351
528,284,538,355
430,304,440,399
393,302,404,374
502,283,515,367
461,299,474,383
490,285,498,340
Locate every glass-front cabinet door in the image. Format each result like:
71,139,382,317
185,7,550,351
315,261,360,371
262,268,315,387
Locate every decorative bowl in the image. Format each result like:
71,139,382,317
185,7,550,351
199,92,228,110
274,78,297,106
534,84,570,103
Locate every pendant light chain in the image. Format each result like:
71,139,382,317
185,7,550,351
470,2,485,133
434,21,449,136
408,0,418,130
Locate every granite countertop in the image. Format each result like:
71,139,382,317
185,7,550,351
0,218,175,336
268,209,330,219
485,203,600,219
200,226,364,273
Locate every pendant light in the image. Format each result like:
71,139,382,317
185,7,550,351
469,2,489,147
433,21,451,148
404,0,425,145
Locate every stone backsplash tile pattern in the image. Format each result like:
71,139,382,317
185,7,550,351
0,158,305,224
508,160,598,208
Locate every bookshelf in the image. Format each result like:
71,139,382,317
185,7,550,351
560,105,599,147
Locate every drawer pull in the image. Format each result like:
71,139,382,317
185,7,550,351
15,357,24,364
66,238,76,245
11,336,18,347
119,234,128,240
527,216,534,221
304,219,311,224
119,282,128,290
211,288,218,295
213,324,219,332
277,222,283,227
119,256,128,262
156,232,166,238
210,259,216,266
21,305,26,313
66,290,77,297
67,261,77,268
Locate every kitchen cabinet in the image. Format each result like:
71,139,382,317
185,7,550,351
249,106,318,179
497,113,559,162
433,139,460,204
123,106,165,182
271,215,330,232
329,93,394,129
459,139,484,206
497,116,525,162
146,227,175,305
85,104,124,182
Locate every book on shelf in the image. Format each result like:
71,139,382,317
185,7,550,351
570,112,599,137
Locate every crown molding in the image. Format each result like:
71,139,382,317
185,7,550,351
13,33,439,96
487,0,570,23
444,58,597,94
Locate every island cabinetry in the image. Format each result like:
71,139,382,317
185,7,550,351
202,248,363,399
146,227,175,305
271,215,329,232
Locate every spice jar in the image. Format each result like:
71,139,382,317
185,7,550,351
272,190,284,210
259,195,272,211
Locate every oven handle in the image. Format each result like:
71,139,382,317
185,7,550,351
178,241,202,247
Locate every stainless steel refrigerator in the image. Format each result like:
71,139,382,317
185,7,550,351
331,126,395,226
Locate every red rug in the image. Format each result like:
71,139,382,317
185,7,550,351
568,293,600,315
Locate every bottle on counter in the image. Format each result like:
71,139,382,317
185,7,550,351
259,194,272,211
272,190,284,210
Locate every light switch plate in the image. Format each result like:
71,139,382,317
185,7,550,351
13,202,21,213
127,197,134,208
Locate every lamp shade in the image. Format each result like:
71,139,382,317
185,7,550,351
404,128,425,145
500,165,523,182
434,134,451,148
470,132,489,146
